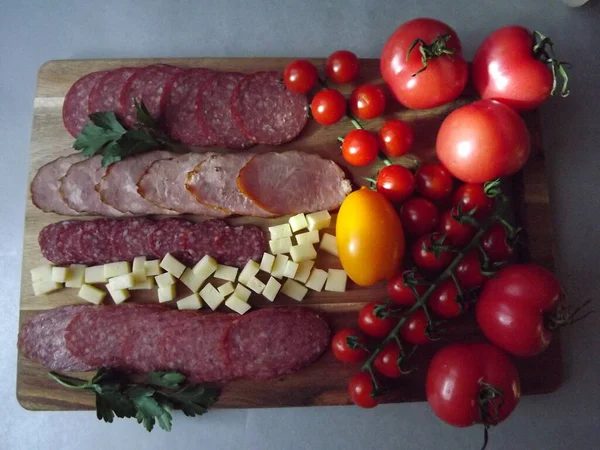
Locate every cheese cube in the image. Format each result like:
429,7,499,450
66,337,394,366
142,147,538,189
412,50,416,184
32,280,63,296
294,260,315,284
281,279,308,301
271,254,289,279
31,265,53,282
238,260,260,285
295,230,320,245
158,284,177,303
290,243,317,263
325,269,348,292
130,277,155,290
192,255,218,278
214,264,239,282
217,281,235,297
155,272,176,288
104,261,131,279
225,295,252,315
132,256,147,281
305,268,328,292
246,277,265,294
177,293,203,310
269,237,293,255
107,286,130,305
108,273,135,290
51,266,69,283
180,268,205,293
269,223,293,239
65,264,86,288
263,277,281,302
289,213,308,232
283,260,299,278
85,265,108,284
234,283,251,302
200,283,225,310
306,210,331,231
260,252,276,273
144,259,162,276
78,284,106,304
160,253,186,278
320,233,338,256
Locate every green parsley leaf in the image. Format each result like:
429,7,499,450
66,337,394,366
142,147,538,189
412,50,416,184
146,372,186,390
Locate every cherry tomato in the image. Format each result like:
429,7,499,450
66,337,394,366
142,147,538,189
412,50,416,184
331,329,368,364
426,343,520,427
429,279,463,318
311,89,346,126
436,99,531,183
282,59,318,94
326,50,360,84
342,130,379,167
482,223,514,262
349,84,386,120
348,372,379,408
374,342,403,378
411,233,454,273
453,183,494,221
379,119,414,158
438,208,476,247
477,264,562,357
376,165,415,203
415,163,453,201
387,270,428,307
400,309,430,345
380,18,468,109
358,301,397,338
455,250,486,289
399,197,439,237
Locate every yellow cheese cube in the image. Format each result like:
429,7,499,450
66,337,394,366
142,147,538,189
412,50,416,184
290,243,317,263
107,286,130,305
281,279,308,301
158,284,177,303
305,268,328,292
214,264,239,282
85,265,108,284
238,260,260,285
180,268,205,293
132,256,147,282
155,272,176,288
269,237,293,255
104,261,131,279
234,284,251,302
294,260,315,284
200,283,225,310
306,210,331,231
263,277,281,302
225,295,252,315
217,281,235,297
246,277,266,294
295,230,320,245
177,293,203,310
320,233,338,256
325,269,348,292
289,213,308,232
32,280,63,296
192,255,218,278
144,259,162,276
108,273,135,290
283,260,299,278
260,252,276,273
271,254,289,279
65,264,86,288
269,223,293,239
51,266,69,283
160,253,186,278
78,284,106,304
130,277,155,290
31,265,53,282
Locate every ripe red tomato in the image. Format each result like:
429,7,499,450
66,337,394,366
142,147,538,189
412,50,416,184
348,372,379,408
380,18,468,109
400,309,430,345
376,165,415,203
455,250,486,289
482,223,514,262
283,59,318,94
331,329,368,364
342,130,379,166
349,84,386,120
379,120,414,157
374,342,403,378
426,343,521,427
453,183,494,221
311,89,346,125
477,264,561,357
326,50,360,84
399,197,439,237
411,233,454,273
436,99,531,183
387,270,428,307
358,301,397,338
429,279,463,318
438,209,476,247
415,163,454,201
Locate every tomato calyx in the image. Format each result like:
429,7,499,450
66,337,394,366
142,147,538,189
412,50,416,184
423,233,454,259
544,298,594,331
478,381,506,450
531,31,571,98
452,202,480,228
407,33,456,76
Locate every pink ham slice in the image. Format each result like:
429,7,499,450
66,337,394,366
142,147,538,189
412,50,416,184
62,71,109,137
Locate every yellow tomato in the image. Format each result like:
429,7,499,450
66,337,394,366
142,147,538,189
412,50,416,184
336,188,405,286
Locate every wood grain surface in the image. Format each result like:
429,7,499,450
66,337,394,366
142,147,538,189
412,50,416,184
17,58,561,411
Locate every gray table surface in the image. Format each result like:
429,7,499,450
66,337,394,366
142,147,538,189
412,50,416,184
1,1,598,449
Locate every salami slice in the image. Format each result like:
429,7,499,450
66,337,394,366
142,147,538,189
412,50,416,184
31,153,86,215
78,219,119,264
111,217,156,261
63,71,109,137
231,71,308,145
88,67,139,117
147,218,195,261
179,219,229,265
197,72,255,149
39,220,86,266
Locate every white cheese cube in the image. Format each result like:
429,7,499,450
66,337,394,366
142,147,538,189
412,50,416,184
108,273,135,290
295,230,320,245
158,284,177,303
289,213,308,232
283,260,299,278
78,284,106,304
271,254,289,279
155,272,176,289
180,268,205,293
246,277,265,294
320,233,339,256
192,255,218,278
132,256,147,282
104,261,131,279
214,264,239,282
217,281,235,297
238,260,260,285
281,279,309,301
65,264,86,288
305,268,328,292
160,253,186,278
107,286,130,305
200,283,225,310
234,283,251,302
306,210,331,231
294,260,315,284
32,280,63,296
325,269,348,292
144,259,162,276
269,237,293,255
130,277,155,290
31,265,53,282
269,223,293,239
225,295,252,315
290,243,317,263
51,266,69,283
177,293,203,310
260,252,276,273
263,277,281,302
85,265,108,284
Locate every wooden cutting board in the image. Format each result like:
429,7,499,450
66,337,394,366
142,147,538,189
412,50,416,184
17,58,561,411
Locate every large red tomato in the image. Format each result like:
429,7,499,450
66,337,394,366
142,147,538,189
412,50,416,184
476,264,561,357
380,18,468,110
436,99,531,183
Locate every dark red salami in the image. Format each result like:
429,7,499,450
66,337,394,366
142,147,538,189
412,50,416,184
213,224,267,267
39,220,85,266
62,71,109,137
147,218,195,261
79,219,117,264
88,67,139,117
179,219,229,265
112,217,156,261
231,71,308,145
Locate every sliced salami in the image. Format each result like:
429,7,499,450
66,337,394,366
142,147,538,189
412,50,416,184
112,217,156,261
39,220,86,266
231,71,308,145
147,218,195,261
63,71,109,137
88,67,140,117
78,219,118,264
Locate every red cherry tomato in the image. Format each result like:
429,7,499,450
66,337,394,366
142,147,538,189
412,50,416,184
331,329,368,364
379,119,414,158
400,309,430,345
482,223,514,263
455,250,486,289
429,279,463,318
311,89,346,126
438,208,476,247
376,165,415,203
399,197,439,237
342,130,379,167
387,270,428,307
348,372,380,408
415,163,454,201
411,233,454,273
349,84,386,120
374,342,403,378
453,183,494,221
358,301,397,338
282,59,318,94
326,50,360,84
